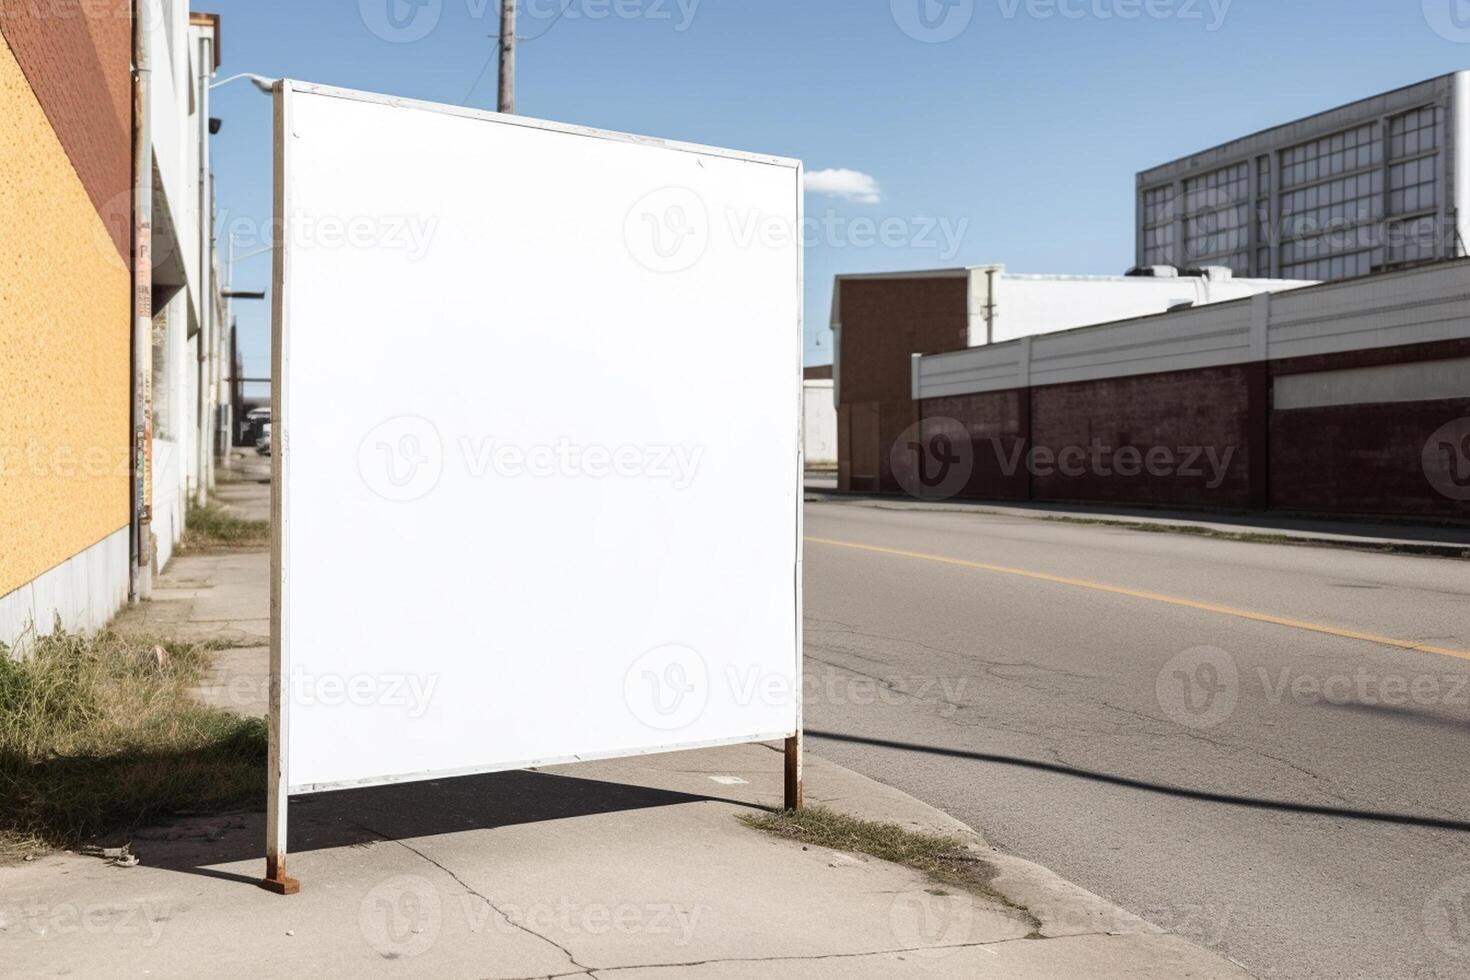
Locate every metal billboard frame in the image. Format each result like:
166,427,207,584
264,80,804,895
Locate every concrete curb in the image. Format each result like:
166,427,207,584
806,492,1470,560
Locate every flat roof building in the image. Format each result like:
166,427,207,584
1136,72,1469,282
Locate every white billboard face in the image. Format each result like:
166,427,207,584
273,83,802,793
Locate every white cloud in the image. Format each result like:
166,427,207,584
804,168,882,204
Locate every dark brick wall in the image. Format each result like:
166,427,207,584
924,389,1030,500
912,351,1470,520
1,0,132,259
836,276,969,493
1030,366,1254,507
1271,398,1470,518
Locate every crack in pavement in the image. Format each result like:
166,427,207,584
520,929,1154,979
354,821,596,975
806,655,972,717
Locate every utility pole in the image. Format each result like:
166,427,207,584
498,0,515,113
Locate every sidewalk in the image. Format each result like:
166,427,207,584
807,491,1470,559
1,472,1252,978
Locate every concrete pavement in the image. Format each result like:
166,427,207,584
1,480,1251,978
0,739,1248,978
803,501,1470,980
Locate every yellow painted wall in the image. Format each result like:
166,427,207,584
0,32,131,596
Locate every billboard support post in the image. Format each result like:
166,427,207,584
784,735,802,810
262,80,299,897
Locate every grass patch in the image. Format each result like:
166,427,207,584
0,627,265,863
178,501,270,553
739,806,1040,933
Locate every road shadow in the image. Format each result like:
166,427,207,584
808,729,1470,833
139,768,751,886
1315,698,1470,735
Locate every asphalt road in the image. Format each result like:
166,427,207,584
802,501,1470,980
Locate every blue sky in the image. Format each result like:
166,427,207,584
206,0,1469,386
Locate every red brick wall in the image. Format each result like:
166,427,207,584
836,276,969,493
1271,399,1470,518
1030,366,1254,507
0,0,132,259
913,349,1470,520
923,389,1030,500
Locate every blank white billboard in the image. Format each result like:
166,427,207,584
272,82,802,794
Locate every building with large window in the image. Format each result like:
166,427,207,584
1136,72,1468,281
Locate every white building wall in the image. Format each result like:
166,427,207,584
0,530,131,655
803,380,837,467
967,267,1315,346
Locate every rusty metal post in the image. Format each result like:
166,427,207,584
784,733,803,810
261,80,298,897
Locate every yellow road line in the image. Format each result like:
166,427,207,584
805,537,1470,663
